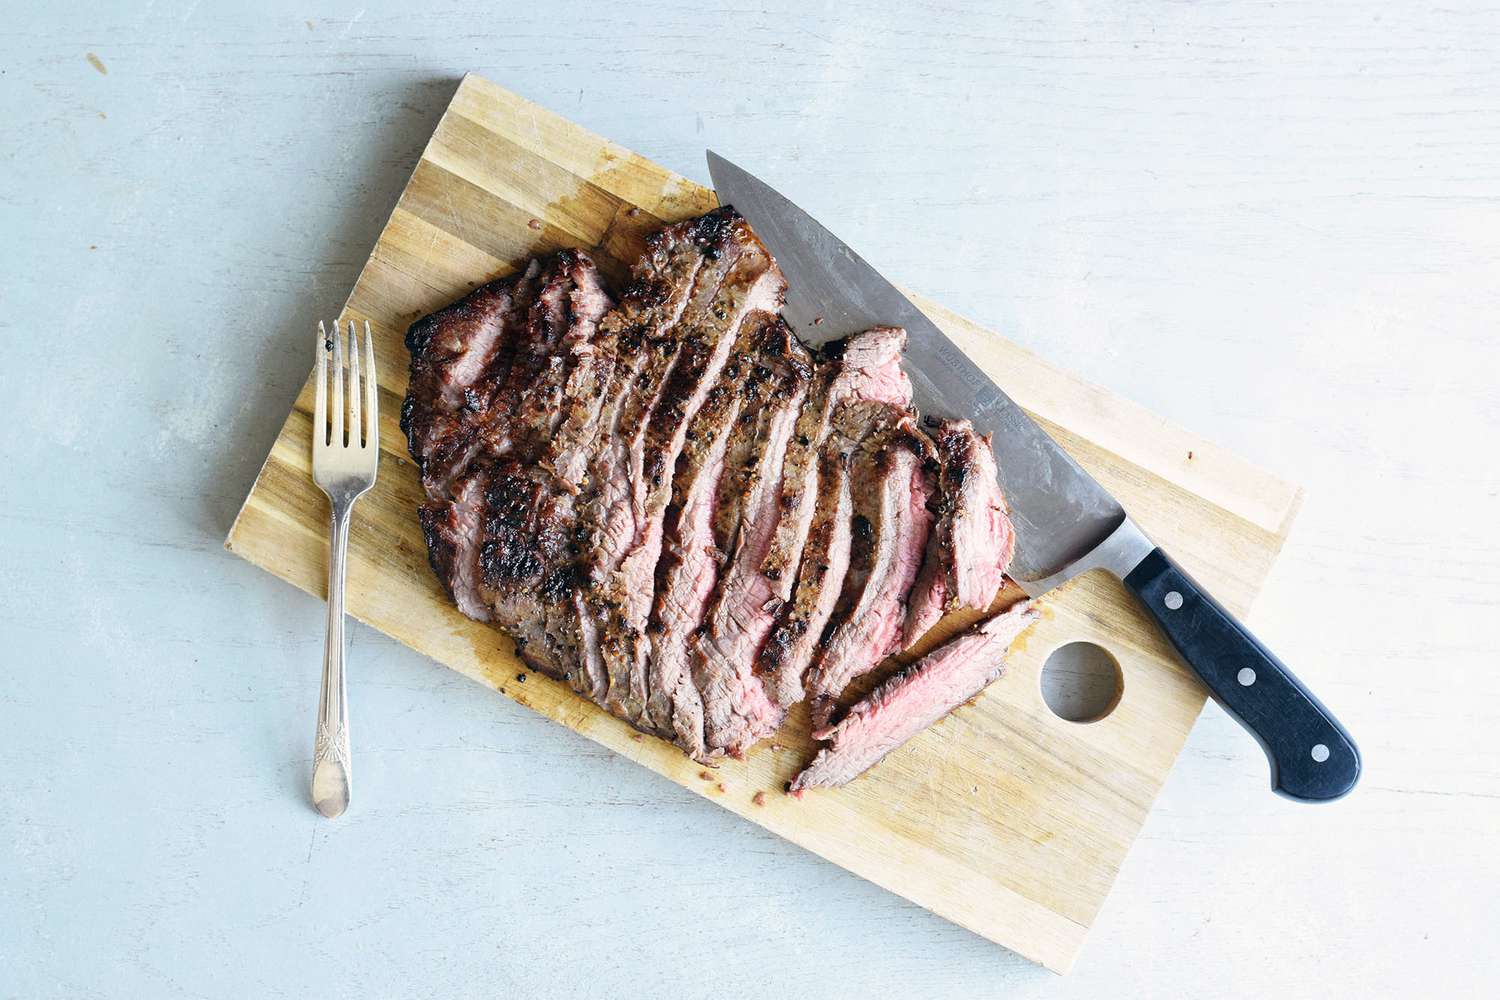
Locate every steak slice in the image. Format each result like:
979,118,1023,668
903,527,948,645
546,307,618,490
757,363,835,587
937,418,1016,611
417,470,491,622
691,318,813,757
903,418,1017,645
401,260,543,499
571,219,716,595
583,209,786,726
473,460,586,678
790,601,1039,793
804,420,936,734
828,326,913,407
561,218,726,708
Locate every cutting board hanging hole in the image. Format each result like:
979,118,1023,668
1039,641,1123,723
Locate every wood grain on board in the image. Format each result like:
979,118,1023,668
225,74,1301,973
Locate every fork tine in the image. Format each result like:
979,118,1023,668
363,321,378,450
315,321,329,447
347,320,361,447
331,319,344,447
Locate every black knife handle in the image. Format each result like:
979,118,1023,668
1124,548,1360,802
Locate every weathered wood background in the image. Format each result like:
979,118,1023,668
3,2,1497,998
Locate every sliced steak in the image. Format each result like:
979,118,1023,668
467,255,615,676
571,212,746,591
934,418,1016,611
557,220,721,707
755,326,907,590
758,363,835,588
645,388,740,756
583,209,786,726
757,449,853,710
755,326,908,587
406,253,614,684
903,527,948,645
473,460,584,678
791,601,1039,793
691,318,813,757
404,213,1026,766
754,327,915,711
825,326,912,407
904,418,1016,646
416,470,490,622
546,311,618,489
489,252,613,461
644,318,793,749
804,420,936,734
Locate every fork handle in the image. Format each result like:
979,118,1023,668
313,498,354,818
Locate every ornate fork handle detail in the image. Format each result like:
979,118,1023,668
313,719,351,771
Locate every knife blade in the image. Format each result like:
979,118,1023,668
707,150,1360,802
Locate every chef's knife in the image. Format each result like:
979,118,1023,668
707,151,1360,802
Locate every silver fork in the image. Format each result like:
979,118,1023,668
311,318,379,818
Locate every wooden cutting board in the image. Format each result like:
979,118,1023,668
226,74,1301,973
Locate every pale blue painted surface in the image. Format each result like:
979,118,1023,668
3,3,1498,997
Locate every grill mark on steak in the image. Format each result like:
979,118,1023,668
690,318,813,757
791,602,1038,793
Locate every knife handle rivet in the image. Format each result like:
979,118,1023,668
1311,743,1331,763
1164,591,1184,611
1237,667,1256,687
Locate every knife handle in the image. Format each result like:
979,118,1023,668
1123,548,1360,802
